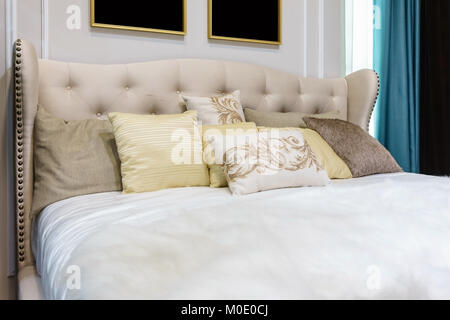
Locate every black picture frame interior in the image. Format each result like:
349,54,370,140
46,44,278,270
91,0,186,35
209,0,281,45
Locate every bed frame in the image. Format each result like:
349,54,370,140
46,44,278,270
13,39,379,299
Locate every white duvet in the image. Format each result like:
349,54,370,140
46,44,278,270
34,173,450,300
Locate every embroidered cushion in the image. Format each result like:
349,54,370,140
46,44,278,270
215,127,330,195
182,91,246,125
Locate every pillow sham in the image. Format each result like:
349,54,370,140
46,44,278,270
299,128,352,179
243,108,340,128
303,118,403,177
203,122,257,188
219,127,330,195
31,107,122,219
109,111,210,193
182,91,246,125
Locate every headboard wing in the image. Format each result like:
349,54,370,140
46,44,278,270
14,39,379,270
346,69,380,131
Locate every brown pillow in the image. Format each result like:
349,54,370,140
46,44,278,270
303,117,403,177
243,108,340,128
31,107,122,218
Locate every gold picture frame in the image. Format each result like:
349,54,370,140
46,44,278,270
90,0,187,36
208,0,282,45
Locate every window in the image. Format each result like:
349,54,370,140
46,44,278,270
345,0,375,135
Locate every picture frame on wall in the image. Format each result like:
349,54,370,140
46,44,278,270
208,0,282,45
90,0,186,36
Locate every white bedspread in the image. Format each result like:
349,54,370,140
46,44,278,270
33,173,450,300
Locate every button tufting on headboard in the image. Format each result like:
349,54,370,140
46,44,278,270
37,58,350,121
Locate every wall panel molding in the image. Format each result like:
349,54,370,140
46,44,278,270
41,0,49,59
5,0,17,70
303,0,308,77
305,0,320,78
318,0,325,78
323,0,344,78
16,0,42,58
304,0,341,79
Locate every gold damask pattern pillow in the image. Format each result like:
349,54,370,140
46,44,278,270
182,91,246,125
202,122,257,188
220,128,330,195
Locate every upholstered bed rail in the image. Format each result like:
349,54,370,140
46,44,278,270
13,39,379,272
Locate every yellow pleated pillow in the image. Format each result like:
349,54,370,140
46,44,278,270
202,122,257,188
109,111,210,193
299,128,352,179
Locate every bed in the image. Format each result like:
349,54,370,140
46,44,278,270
14,39,450,300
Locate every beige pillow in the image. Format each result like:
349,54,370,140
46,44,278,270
31,107,122,218
182,91,246,125
299,128,352,179
219,127,330,195
304,118,403,177
243,108,340,128
202,122,257,188
108,111,210,193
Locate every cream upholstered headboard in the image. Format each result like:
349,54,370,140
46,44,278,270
14,39,379,271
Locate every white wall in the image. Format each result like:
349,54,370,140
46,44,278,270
42,0,344,78
0,0,344,299
0,0,9,300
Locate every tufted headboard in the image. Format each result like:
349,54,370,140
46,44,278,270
14,39,379,272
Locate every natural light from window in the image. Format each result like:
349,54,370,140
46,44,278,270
345,0,375,136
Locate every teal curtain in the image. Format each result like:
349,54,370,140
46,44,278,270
373,0,421,173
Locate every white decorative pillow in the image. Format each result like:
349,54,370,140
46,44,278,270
202,122,258,188
220,128,330,195
182,90,246,125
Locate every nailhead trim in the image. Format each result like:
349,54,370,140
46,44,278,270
15,39,26,264
366,70,380,132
